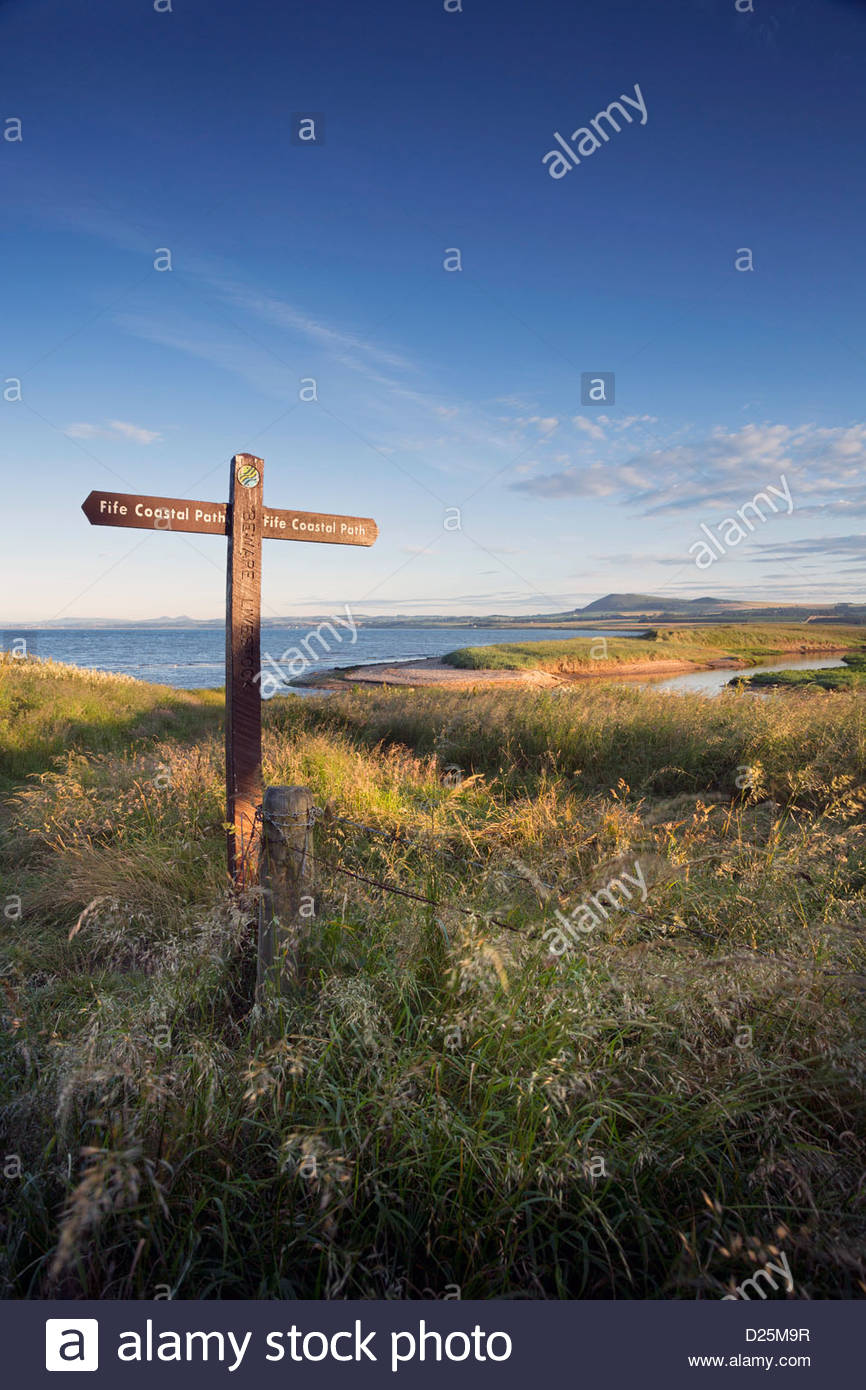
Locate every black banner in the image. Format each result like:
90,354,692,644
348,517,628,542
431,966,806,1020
7,1298,858,1388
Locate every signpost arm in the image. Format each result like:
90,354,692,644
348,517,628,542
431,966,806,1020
225,453,264,887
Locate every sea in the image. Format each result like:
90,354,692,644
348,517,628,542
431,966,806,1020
4,626,624,694
5,628,846,698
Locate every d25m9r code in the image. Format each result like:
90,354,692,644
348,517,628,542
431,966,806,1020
747,1330,810,1342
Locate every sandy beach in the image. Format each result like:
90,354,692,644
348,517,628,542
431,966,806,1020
291,654,748,690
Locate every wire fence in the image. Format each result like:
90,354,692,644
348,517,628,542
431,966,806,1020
253,803,527,932
247,796,866,987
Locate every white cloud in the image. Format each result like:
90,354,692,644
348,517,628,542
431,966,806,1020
513,416,559,433
611,414,658,430
745,534,866,562
64,423,102,438
66,419,161,444
573,414,606,440
513,421,866,516
107,420,162,444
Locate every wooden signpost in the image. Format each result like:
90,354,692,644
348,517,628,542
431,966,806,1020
82,454,378,890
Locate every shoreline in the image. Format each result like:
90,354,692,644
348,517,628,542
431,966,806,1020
290,653,769,691
291,641,859,691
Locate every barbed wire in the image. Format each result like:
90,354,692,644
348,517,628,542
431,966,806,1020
248,802,866,985
322,811,415,847
256,806,527,933
320,808,561,894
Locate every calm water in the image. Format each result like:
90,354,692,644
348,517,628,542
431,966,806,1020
5,629,846,698
5,626,625,693
646,655,846,696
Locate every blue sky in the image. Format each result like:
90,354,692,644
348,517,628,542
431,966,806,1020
2,0,865,620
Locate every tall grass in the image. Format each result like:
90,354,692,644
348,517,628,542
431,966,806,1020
0,653,222,789
300,681,866,803
1,661,865,1298
445,623,866,672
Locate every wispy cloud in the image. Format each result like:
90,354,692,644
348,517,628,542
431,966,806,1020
745,534,866,562
344,590,583,610
114,278,518,465
113,312,297,400
512,421,866,516
65,419,161,444
573,414,606,440
212,279,414,376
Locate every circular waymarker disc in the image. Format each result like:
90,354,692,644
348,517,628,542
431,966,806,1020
237,461,261,489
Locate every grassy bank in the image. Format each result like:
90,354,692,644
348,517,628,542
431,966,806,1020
737,653,866,692
0,652,223,791
444,623,866,673
1,659,865,1298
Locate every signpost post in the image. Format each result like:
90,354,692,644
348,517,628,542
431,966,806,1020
82,453,378,889
225,455,264,888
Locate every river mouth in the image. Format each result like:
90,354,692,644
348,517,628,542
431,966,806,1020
290,653,852,699
637,655,847,697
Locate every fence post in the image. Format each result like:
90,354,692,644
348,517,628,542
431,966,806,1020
257,785,315,997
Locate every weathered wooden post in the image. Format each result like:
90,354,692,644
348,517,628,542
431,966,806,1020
257,785,315,997
224,454,264,888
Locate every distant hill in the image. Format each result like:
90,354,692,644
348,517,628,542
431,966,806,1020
571,594,866,623
5,596,865,629
579,593,728,616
